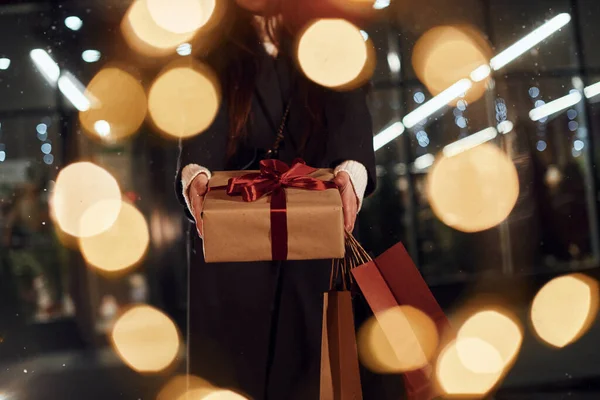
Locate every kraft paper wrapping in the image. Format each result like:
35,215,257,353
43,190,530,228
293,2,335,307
203,169,345,263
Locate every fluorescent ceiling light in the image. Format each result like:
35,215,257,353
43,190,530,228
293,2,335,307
30,49,60,85
0,58,10,70
470,64,491,82
584,81,600,99
360,30,369,41
490,13,571,71
373,121,405,151
403,79,472,129
373,0,391,10
387,51,401,74
94,120,111,137
497,120,514,134
443,127,498,157
82,50,101,63
58,72,90,111
65,16,83,31
529,91,582,121
413,153,435,170
176,43,192,56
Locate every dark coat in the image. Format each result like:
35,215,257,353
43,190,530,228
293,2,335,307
175,49,403,399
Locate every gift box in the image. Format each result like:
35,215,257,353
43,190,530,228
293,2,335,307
202,160,345,263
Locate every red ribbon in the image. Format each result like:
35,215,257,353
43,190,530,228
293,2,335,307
224,159,337,260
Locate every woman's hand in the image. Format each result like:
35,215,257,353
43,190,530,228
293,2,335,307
189,173,209,237
333,171,359,232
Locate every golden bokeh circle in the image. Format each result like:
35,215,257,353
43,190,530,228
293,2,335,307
357,306,439,373
146,0,215,34
427,143,519,233
531,274,599,348
79,68,147,143
297,19,369,89
148,60,221,138
412,25,492,105
110,305,180,373
122,0,197,57
52,162,121,238
79,201,149,273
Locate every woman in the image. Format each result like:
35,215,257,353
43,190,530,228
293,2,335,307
175,1,390,398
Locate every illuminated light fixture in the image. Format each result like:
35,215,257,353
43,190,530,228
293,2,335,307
58,72,91,111
584,81,600,99
387,51,401,74
94,120,111,137
82,50,101,63
529,91,582,121
414,153,435,171
176,43,192,56
470,64,491,82
443,126,498,157
490,13,571,71
403,79,472,129
0,57,10,70
373,121,405,151
360,30,369,41
65,16,83,31
497,120,514,134
373,0,391,9
30,49,60,85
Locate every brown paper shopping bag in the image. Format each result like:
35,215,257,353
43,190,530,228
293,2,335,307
320,258,363,400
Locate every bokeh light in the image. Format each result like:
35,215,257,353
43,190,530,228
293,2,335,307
436,339,504,397
148,59,221,138
158,375,215,400
357,306,438,373
110,305,180,373
79,201,150,273
79,68,147,143
427,143,519,233
297,19,372,90
204,390,249,400
52,162,121,238
457,309,523,373
146,0,215,34
122,0,197,57
412,25,492,105
531,274,599,348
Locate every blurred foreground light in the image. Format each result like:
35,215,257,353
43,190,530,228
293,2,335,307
436,339,503,397
531,274,599,348
110,305,180,373
373,0,391,9
413,153,435,171
373,121,405,151
148,60,220,138
497,120,514,134
457,310,522,373
65,16,83,31
122,0,197,57
30,49,60,85
82,49,101,63
297,19,373,90
146,0,215,34
0,57,10,70
412,26,491,105
529,91,582,121
490,13,571,71
427,142,519,233
443,127,498,158
584,81,600,99
52,162,122,238
177,43,192,56
159,375,217,400
80,68,147,142
403,79,472,129
58,72,91,111
204,391,249,400
357,306,438,373
79,201,149,273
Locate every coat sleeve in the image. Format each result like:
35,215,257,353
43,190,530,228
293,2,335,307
175,103,229,220
324,85,376,197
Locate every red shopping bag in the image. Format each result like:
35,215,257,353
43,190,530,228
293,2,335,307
350,237,451,400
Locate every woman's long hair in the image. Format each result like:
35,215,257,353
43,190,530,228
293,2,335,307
209,2,324,159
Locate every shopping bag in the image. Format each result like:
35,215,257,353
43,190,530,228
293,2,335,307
348,235,451,400
320,258,363,400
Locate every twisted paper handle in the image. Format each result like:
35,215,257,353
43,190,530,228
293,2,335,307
329,233,373,291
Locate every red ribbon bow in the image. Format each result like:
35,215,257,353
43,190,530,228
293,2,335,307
225,159,337,260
